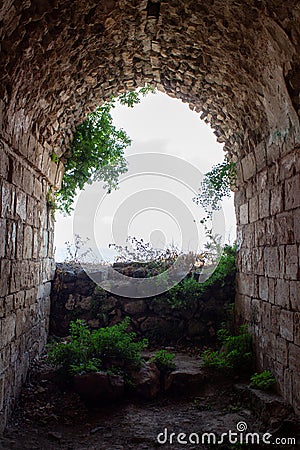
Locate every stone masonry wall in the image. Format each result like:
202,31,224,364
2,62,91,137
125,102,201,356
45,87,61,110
50,263,236,344
1,0,300,431
236,138,300,414
0,138,61,430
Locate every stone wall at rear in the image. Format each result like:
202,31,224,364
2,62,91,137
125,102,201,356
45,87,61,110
50,263,236,345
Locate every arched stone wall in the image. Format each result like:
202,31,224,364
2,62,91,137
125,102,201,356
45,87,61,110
1,0,300,430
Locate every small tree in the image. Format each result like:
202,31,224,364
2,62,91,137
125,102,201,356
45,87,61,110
55,85,155,214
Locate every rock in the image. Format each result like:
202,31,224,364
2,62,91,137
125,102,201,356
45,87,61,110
73,371,125,403
48,431,62,441
124,299,147,315
131,362,160,399
235,384,294,425
132,268,146,278
90,426,104,434
62,269,76,283
165,352,206,394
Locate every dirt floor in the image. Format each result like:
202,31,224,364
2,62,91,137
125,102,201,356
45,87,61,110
1,354,299,450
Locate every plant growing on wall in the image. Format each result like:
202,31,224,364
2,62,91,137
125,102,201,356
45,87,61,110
193,159,236,218
55,85,155,214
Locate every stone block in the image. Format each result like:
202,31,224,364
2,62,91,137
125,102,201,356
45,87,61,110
239,202,248,224
267,142,280,165
236,273,256,297
249,195,258,223
15,189,27,222
279,309,294,342
251,298,262,324
13,291,25,310
264,246,279,278
0,260,11,297
258,276,268,301
252,247,264,275
4,295,14,316
254,142,266,172
292,374,300,416
241,152,256,181
11,161,23,189
290,281,300,311
294,313,300,347
257,169,268,193
275,278,290,308
275,336,288,367
0,151,9,179
0,182,14,219
283,368,293,406
15,223,24,260
0,314,16,349
5,221,16,259
285,174,300,210
259,189,270,219
235,294,252,322
254,220,266,246
288,342,300,372
23,225,33,259
0,219,6,258
294,208,300,243
275,212,294,244
279,152,297,181
285,245,298,280
268,278,275,304
0,375,4,411
271,305,281,335
270,185,283,215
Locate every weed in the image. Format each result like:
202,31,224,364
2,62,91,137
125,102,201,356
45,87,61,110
250,370,276,391
201,325,252,373
150,350,176,372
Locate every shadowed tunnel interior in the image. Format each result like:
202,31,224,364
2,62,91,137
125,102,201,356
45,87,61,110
0,0,300,430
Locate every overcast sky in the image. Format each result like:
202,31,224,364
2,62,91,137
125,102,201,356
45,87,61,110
54,91,236,261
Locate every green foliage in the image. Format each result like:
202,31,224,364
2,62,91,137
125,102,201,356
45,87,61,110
201,325,253,373
56,85,155,214
47,318,148,377
158,244,236,309
250,370,276,391
167,277,202,308
51,151,59,163
193,159,236,216
46,189,56,220
150,350,176,372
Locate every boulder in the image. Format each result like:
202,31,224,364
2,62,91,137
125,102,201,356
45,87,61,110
165,352,206,395
73,371,124,404
131,362,160,399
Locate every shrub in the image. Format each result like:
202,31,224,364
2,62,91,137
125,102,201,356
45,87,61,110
250,370,276,391
154,244,236,309
150,350,176,372
47,318,148,377
201,325,253,373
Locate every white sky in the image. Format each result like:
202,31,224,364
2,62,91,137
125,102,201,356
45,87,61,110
54,91,236,261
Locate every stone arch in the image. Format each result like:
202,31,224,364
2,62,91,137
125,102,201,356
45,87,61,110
1,0,300,430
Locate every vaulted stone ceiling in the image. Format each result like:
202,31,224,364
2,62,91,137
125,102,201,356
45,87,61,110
1,0,300,168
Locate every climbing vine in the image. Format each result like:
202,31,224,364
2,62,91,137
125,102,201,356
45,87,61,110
55,85,155,214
